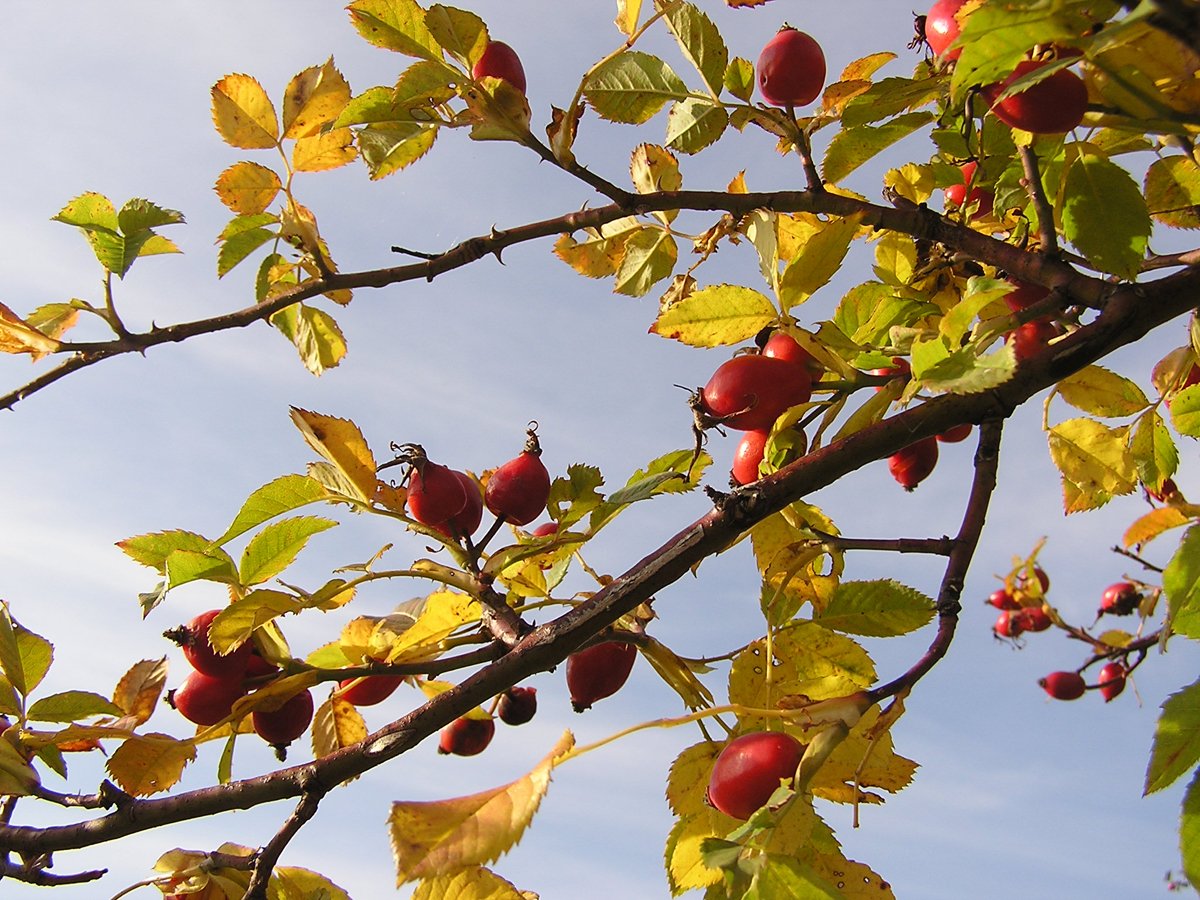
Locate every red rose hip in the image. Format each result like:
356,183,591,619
888,436,939,491
701,354,812,431
757,27,826,108
566,641,637,712
176,609,253,679
438,715,496,756
485,427,551,526
707,731,805,820
472,40,526,94
1039,670,1086,700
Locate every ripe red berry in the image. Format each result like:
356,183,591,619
706,731,805,820
762,332,822,377
438,715,496,756
993,609,1023,639
701,354,812,431
757,27,826,108
1007,319,1063,364
407,450,469,529
496,686,538,726
566,641,637,712
339,672,405,707
253,689,314,750
987,60,1088,134
485,428,551,526
442,470,483,539
176,609,253,679
171,670,247,727
1003,279,1050,312
1015,606,1052,633
943,161,993,218
531,521,559,538
887,436,939,491
1098,582,1141,617
872,357,910,392
923,0,969,60
987,589,1021,611
472,40,526,94
1097,662,1127,702
937,423,973,443
1039,670,1086,700
732,429,770,486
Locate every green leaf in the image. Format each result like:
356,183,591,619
747,854,841,900
583,51,688,124
239,516,338,586
117,530,214,573
117,198,185,234
1130,409,1180,489
840,76,945,128
1062,153,1151,280
590,450,710,533
547,465,604,529
357,123,438,180
1171,386,1200,438
613,227,677,297
1147,676,1200,794
911,339,1017,395
724,57,755,102
165,547,240,591
1057,365,1150,417
424,4,487,65
822,112,933,185
663,2,727,95
779,216,861,308
0,605,53,699
212,474,330,548
347,0,442,60
664,97,728,155
52,192,118,232
1165,526,1200,640
649,284,776,347
1047,417,1138,513
1181,769,1200,889
210,590,304,654
218,227,275,278
816,580,935,637
1145,154,1200,230
939,276,1010,345
270,303,348,375
27,691,123,723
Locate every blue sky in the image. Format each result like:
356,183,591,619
0,3,1196,898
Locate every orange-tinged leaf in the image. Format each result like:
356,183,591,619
411,866,529,900
292,127,358,172
390,731,574,883
312,694,368,760
0,301,60,360
214,161,282,215
112,657,168,726
106,733,196,796
1124,505,1197,548
289,407,377,502
282,58,352,140
211,74,279,149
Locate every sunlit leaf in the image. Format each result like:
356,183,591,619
211,74,279,149
1062,152,1151,280
1047,417,1138,513
1146,675,1200,794
239,516,338,586
282,58,353,140
411,866,528,900
27,691,123,723
106,733,196,796
649,284,776,347
348,0,441,60
1058,365,1150,417
269,866,353,900
289,408,377,502
1165,526,1200,640
816,580,934,637
292,127,358,172
312,694,369,760
823,112,934,185
112,658,169,726
583,51,688,124
613,227,677,297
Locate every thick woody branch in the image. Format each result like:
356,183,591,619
0,264,1194,860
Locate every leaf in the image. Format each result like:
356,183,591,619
311,694,369,760
649,284,776,347
292,128,358,172
1147,676,1200,794
282,58,352,140
165,547,240,591
667,740,722,818
215,162,282,215
289,408,377,501
589,449,708,533
613,227,677,297
1062,152,1151,280
0,604,53,699
822,112,934,185
390,731,574,883
816,580,935,637
614,0,643,36
24,302,80,345
209,590,303,654
583,51,688,124
268,866,353,900
117,529,214,573
665,98,728,155
1124,505,1195,549
553,226,633,279
357,123,439,180
747,854,841,899
218,225,276,278
663,2,727,95
1130,409,1179,490
384,590,480,665
1172,386,1200,438
1182,770,1200,890
779,216,862,309
239,516,338,586
212,475,330,548
546,464,604,528
665,813,724,894
1047,418,1138,513
724,57,755,101
1146,155,1200,230
1057,365,1150,417
27,691,123,723
0,301,61,360
0,738,39,795
347,0,442,60
411,867,528,900
106,733,196,796
832,282,932,347
112,658,169,726
1166,526,1200,640
841,75,944,127
425,5,487,64
211,74,279,149
630,143,682,226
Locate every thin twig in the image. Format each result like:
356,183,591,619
244,785,326,899
1018,145,1058,258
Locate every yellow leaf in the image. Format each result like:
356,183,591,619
0,301,60,360
649,283,776,347
390,731,575,883
807,706,917,801
25,303,80,345
778,215,863,309
312,693,369,761
808,853,896,898
1123,505,1197,548
289,407,377,502
630,143,682,226
666,740,721,818
640,638,714,710
282,58,352,140
1057,365,1150,417
214,161,282,215
664,813,723,893
280,201,322,256
292,127,358,172
105,733,196,796
112,657,169,726
211,74,279,150
614,0,643,36
271,866,352,900
553,229,631,279
385,590,480,665
412,866,529,900
0,739,39,795
1047,418,1138,513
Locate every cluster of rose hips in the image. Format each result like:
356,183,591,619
987,566,1150,704
167,610,313,758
